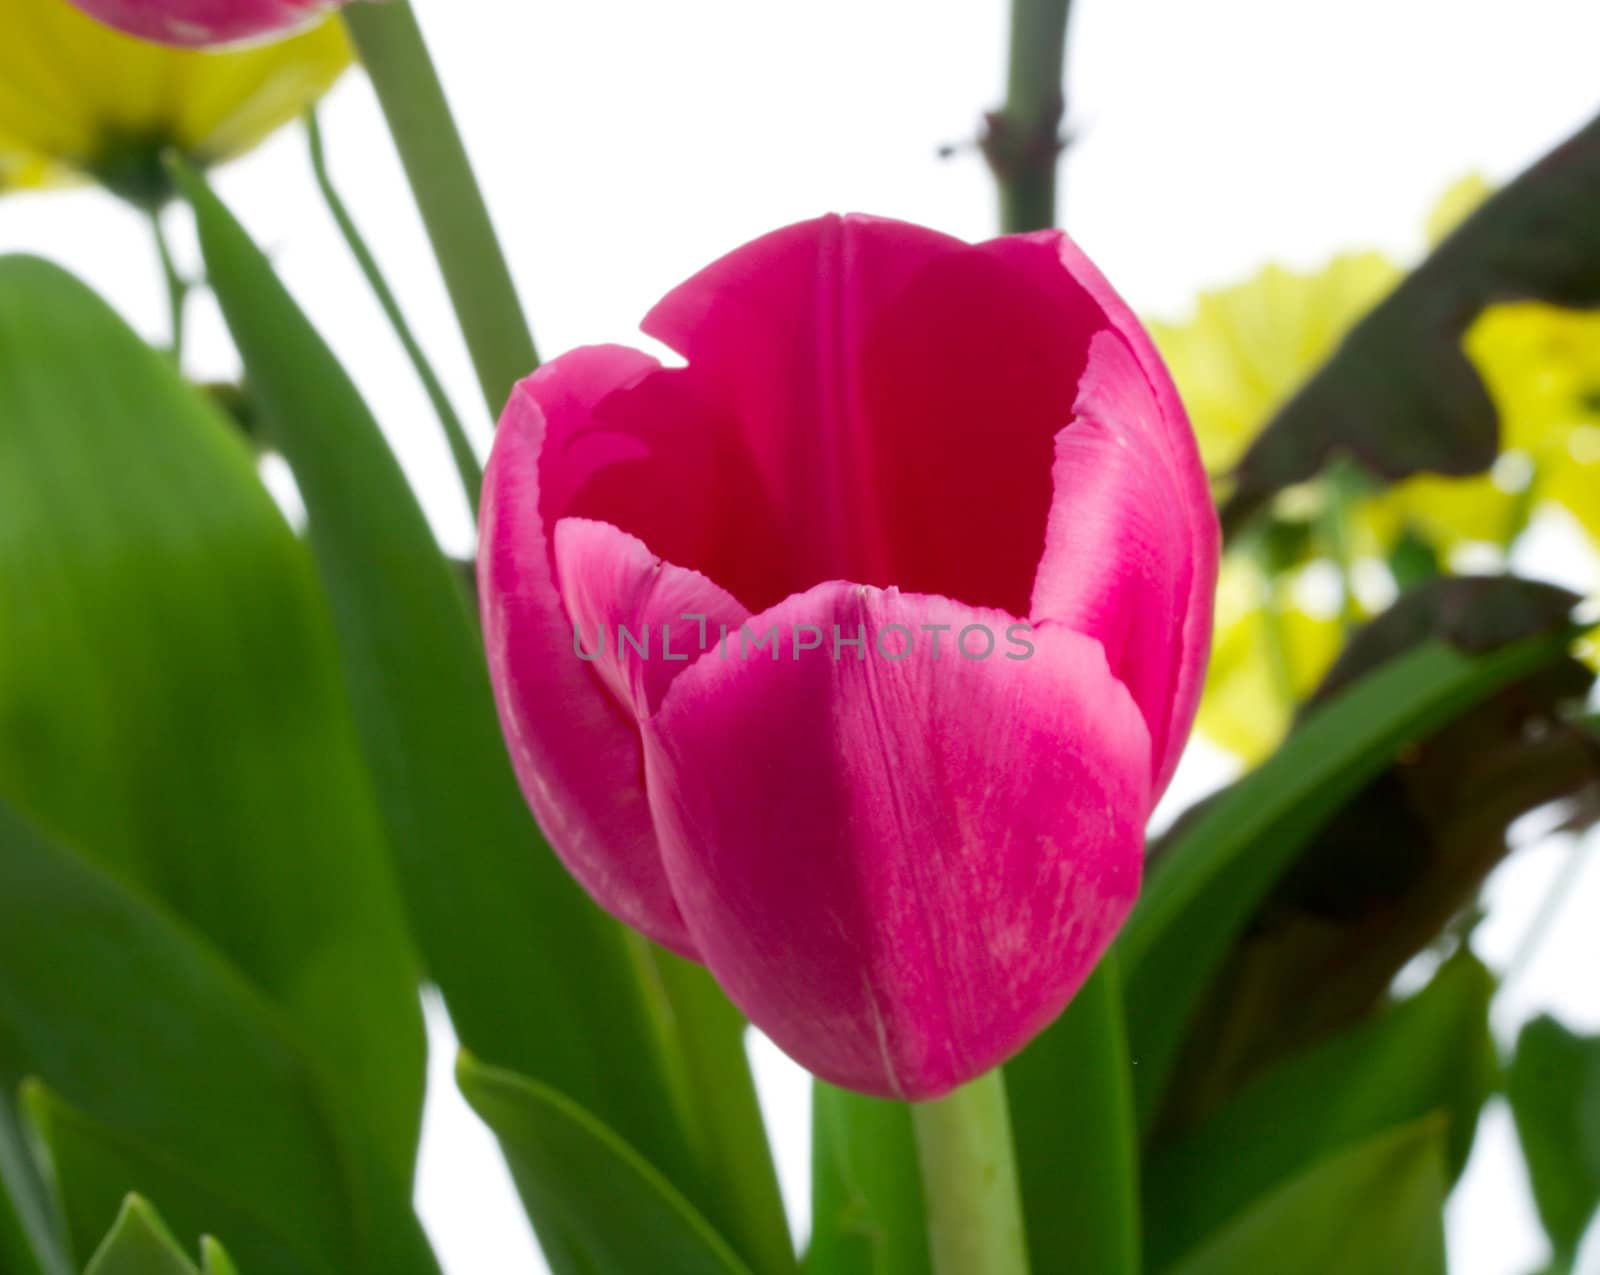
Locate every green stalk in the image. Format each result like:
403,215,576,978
912,1070,1031,1275
984,0,1073,232
341,1,538,418
149,207,187,361
1320,459,1365,632
1500,830,1597,997
305,109,484,515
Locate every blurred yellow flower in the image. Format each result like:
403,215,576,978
1155,178,1600,758
1424,172,1494,246
1149,252,1401,476
1384,304,1600,553
0,0,349,202
1389,175,1600,554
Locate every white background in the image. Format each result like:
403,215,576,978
4,1,1600,1272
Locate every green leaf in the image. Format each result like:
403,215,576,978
1004,959,1139,1275
1161,1119,1448,1275
22,1083,334,1275
0,1093,72,1275
457,1053,753,1275
0,255,424,1174
805,1085,929,1275
200,1238,243,1275
83,1197,199,1275
80,1198,246,1275
173,160,718,1222
1143,952,1494,1270
0,799,439,1275
1164,578,1593,1115
1507,1015,1600,1258
1120,630,1573,1125
634,948,794,1273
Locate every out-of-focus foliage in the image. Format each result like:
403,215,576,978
1151,577,1594,1139
1507,1016,1600,1264
1212,113,1600,535
1145,954,1492,1271
1121,615,1574,1126
457,1056,754,1275
1151,252,1400,479
1161,1118,1449,1275
0,0,348,202
1154,179,1600,760
0,254,426,1176
178,168,794,1275
807,1085,929,1275
79,1195,239,1275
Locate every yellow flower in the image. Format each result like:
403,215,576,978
1151,178,1600,758
1385,303,1600,551
1424,172,1494,246
1149,252,1401,476
0,0,349,202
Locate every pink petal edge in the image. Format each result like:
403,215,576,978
644,582,1150,1098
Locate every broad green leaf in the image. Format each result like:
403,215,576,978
0,799,439,1275
1157,578,1591,1118
22,1083,334,1275
1004,959,1139,1275
1120,630,1573,1124
1143,953,1494,1270
174,162,726,1226
0,255,423,1173
83,1197,198,1275
1507,1015,1600,1258
806,1085,928,1275
1221,110,1600,535
1162,1119,1448,1275
457,1054,753,1275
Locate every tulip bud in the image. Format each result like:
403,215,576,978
62,0,337,48
480,215,1219,1099
0,0,349,201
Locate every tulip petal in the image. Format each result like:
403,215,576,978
480,351,697,954
63,0,326,48
988,232,1220,794
644,584,1149,1099
1030,330,1207,800
637,214,1098,616
553,516,750,718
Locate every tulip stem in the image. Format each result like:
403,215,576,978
985,0,1073,232
149,207,187,362
912,1069,1032,1275
305,109,483,516
341,0,539,421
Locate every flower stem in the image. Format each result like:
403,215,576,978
149,207,187,362
912,1069,1031,1275
1320,458,1365,632
305,108,483,515
1500,829,1597,998
984,0,1073,233
341,0,538,420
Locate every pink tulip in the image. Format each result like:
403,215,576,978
63,0,334,47
480,215,1217,1099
